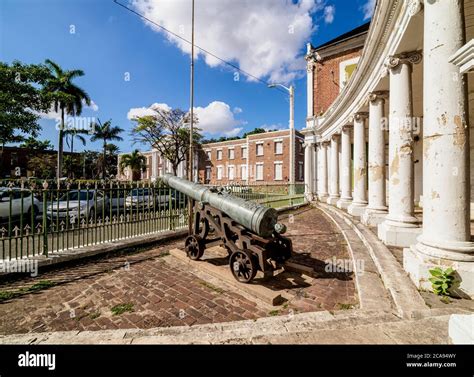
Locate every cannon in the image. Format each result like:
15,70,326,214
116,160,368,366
162,174,293,283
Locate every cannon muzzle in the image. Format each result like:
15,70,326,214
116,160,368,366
162,174,280,237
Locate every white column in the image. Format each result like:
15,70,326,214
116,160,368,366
306,45,315,119
304,140,315,201
317,141,329,200
348,113,368,216
312,143,318,198
362,92,389,226
327,134,340,205
337,126,353,209
406,0,474,298
378,51,422,247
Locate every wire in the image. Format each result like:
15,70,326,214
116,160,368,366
112,0,288,95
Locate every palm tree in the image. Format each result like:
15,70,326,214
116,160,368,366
119,150,147,181
90,119,124,179
43,59,91,182
65,129,88,153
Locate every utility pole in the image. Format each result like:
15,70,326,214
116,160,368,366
268,83,295,193
187,0,195,235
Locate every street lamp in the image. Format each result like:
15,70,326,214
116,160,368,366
268,83,295,190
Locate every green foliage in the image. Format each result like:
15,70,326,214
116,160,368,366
20,137,53,151
428,267,455,296
90,119,124,179
119,150,147,181
202,127,276,144
0,61,51,147
131,107,202,175
111,303,134,315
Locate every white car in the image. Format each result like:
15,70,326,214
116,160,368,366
47,190,109,222
125,188,175,210
0,187,41,222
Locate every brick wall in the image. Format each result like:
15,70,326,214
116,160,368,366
198,130,304,185
313,48,363,116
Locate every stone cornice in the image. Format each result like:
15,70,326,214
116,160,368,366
315,0,413,139
449,39,474,74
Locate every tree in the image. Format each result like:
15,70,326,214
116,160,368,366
0,61,51,149
119,150,147,181
20,137,53,151
242,127,273,138
131,107,201,175
65,128,88,153
43,59,91,182
90,119,123,179
27,154,56,179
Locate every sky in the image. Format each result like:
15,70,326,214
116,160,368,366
0,0,375,154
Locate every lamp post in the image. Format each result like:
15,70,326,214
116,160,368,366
268,83,295,191
187,0,195,235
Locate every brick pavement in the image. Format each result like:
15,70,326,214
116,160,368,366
0,206,357,335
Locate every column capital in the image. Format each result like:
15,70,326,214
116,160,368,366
303,140,315,148
407,0,423,17
385,51,423,70
341,125,352,132
368,90,389,103
354,112,369,121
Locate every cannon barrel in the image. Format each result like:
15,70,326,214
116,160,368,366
162,174,279,237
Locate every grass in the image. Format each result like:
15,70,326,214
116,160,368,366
199,281,225,294
0,280,56,303
89,311,101,320
268,310,280,316
337,303,355,310
111,303,134,315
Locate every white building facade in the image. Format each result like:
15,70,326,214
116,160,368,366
303,0,474,298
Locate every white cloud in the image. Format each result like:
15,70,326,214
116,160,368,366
362,0,376,20
127,102,171,120
233,107,243,114
194,101,243,136
131,0,325,83
324,5,335,24
261,123,285,132
127,101,243,137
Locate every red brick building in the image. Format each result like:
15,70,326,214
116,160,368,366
198,129,305,185
307,22,370,118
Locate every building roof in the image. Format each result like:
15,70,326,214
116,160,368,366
312,21,371,51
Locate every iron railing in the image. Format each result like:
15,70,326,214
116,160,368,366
0,179,305,261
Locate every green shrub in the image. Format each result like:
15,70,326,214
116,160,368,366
428,267,455,296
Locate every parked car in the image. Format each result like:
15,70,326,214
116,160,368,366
125,188,180,210
0,187,41,222
46,190,109,223
106,191,126,212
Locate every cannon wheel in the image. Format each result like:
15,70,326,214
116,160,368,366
185,235,204,261
229,249,258,283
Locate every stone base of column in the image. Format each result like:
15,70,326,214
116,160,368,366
336,198,352,210
404,245,474,299
326,195,340,205
347,202,367,217
361,208,388,226
449,315,474,344
378,220,421,248
318,193,329,202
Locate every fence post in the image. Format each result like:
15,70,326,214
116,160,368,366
42,180,49,257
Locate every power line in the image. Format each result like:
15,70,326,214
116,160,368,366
112,0,288,95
